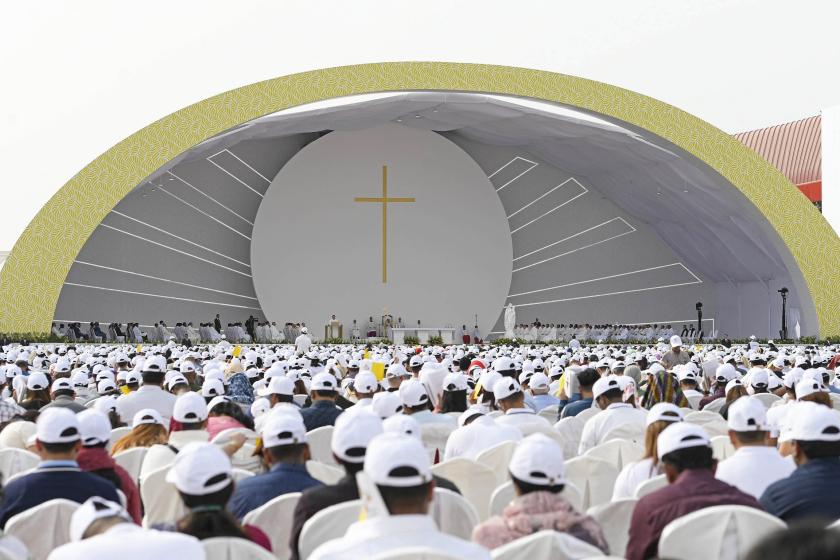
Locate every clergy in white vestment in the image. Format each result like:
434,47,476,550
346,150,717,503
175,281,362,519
186,323,199,341
366,317,378,338
351,320,361,341
472,325,482,343
329,315,342,338
269,322,283,342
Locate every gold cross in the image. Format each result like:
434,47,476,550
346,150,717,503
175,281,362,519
354,165,415,283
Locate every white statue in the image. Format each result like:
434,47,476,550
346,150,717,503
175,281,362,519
504,303,516,339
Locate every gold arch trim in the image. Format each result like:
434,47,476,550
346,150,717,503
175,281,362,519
1,62,838,335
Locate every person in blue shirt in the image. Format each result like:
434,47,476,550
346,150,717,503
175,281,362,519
0,408,120,527
761,402,840,523
560,368,599,419
300,373,343,431
228,412,321,519
528,372,560,412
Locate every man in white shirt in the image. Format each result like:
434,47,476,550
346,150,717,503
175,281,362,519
578,375,646,454
295,327,312,354
399,380,455,427
715,396,795,499
116,355,176,424
444,406,521,460
47,497,204,560
139,392,210,481
309,432,489,559
493,378,551,435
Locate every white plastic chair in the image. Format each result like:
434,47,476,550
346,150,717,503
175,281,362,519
242,492,301,560
490,529,605,559
710,435,736,461
299,500,362,560
212,427,258,444
306,460,344,485
420,423,456,462
293,394,308,407
306,426,337,465
686,394,703,410
538,404,560,423
553,416,584,459
0,448,39,482
633,473,668,498
141,466,186,527
489,480,583,517
212,427,260,474
658,505,786,560
5,498,78,560
431,457,497,520
584,439,644,471
475,440,518,486
113,447,148,485
829,393,840,411
430,487,480,540
564,455,619,510
109,426,131,450
232,468,256,481
202,537,276,560
575,407,600,425
753,393,781,408
685,410,729,437
371,548,463,560
586,498,638,558
702,398,726,414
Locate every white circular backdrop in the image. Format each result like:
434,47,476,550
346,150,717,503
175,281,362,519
251,123,512,336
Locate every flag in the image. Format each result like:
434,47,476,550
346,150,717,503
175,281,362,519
371,361,385,381
232,345,242,357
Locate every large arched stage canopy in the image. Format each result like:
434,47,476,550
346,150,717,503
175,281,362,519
1,62,838,337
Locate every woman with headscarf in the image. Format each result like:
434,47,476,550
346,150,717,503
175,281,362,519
640,369,689,409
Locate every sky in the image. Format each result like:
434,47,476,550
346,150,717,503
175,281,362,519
1,0,839,249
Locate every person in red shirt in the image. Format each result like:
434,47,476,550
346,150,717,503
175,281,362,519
625,422,762,560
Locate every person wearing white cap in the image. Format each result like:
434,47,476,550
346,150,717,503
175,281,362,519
661,335,690,370
444,405,522,461
438,372,469,414
473,434,608,552
0,408,121,527
760,401,840,522
527,371,559,411
578,375,646,454
349,371,379,408
295,326,312,355
40,378,88,413
228,413,321,519
612,403,684,500
399,379,455,427
372,391,405,419
699,362,738,409
167,442,272,551
714,397,795,499
308,433,490,560
492,378,551,434
676,365,703,401
139,392,211,482
74,409,143,524
116,354,177,424
300,372,343,431
47,497,204,560
418,360,448,409
625,423,761,560
289,409,384,560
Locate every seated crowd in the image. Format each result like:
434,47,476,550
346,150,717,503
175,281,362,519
0,334,838,558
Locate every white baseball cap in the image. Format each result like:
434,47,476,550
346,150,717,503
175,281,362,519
386,363,408,379
261,413,307,448
166,442,232,495
529,372,550,391
727,396,768,432
311,372,338,392
125,372,141,385
796,379,825,400
657,422,711,459
372,391,404,419
477,370,502,394
97,379,117,393
142,354,167,373
750,368,770,387
92,395,120,417
51,378,74,393
725,378,744,394
132,408,165,427
408,355,424,368
670,335,683,348
442,373,468,392
789,401,840,442
493,377,521,401
676,367,697,383
69,497,131,542
174,392,209,423
354,371,379,393
201,378,225,397
715,364,738,383
646,402,684,426
250,397,271,418
179,362,196,374
36,407,81,444
77,409,112,446
331,408,383,464
257,376,295,397
593,375,622,399
398,379,429,408
509,433,566,486
493,356,515,373
383,414,421,439
27,372,49,391
364,432,432,487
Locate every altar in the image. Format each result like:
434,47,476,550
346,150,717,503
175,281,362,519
392,327,456,345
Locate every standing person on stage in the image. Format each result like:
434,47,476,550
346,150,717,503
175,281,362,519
214,314,222,334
